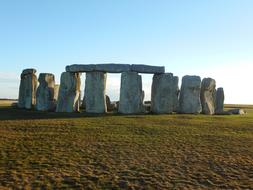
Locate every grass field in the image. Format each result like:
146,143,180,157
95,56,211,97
0,101,253,189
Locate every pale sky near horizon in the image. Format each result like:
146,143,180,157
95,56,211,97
0,0,252,104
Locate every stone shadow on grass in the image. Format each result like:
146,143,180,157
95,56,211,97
0,106,150,121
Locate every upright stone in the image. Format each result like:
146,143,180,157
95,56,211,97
36,73,55,111
56,72,81,112
18,69,37,109
54,84,60,101
151,73,179,114
215,87,225,114
173,76,180,112
179,75,202,114
118,72,144,114
200,78,216,115
85,72,107,113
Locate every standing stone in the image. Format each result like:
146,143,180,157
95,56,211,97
200,78,216,115
179,75,202,114
151,73,179,114
85,72,107,113
36,73,55,111
215,87,224,114
173,76,180,112
18,69,37,109
118,72,144,114
54,84,60,101
56,72,81,112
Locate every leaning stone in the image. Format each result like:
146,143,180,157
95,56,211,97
66,64,96,72
95,64,131,73
131,64,165,74
151,73,179,114
18,69,37,109
179,75,202,114
118,72,144,114
215,87,224,114
200,78,216,115
85,72,107,113
56,72,81,112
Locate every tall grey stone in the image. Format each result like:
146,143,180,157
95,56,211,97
151,73,179,114
215,87,224,114
18,69,37,109
200,78,216,115
56,72,81,112
179,75,202,114
85,72,107,113
36,73,55,111
118,72,144,114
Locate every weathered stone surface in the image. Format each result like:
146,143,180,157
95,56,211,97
106,95,117,111
66,64,96,72
36,73,55,111
85,72,107,113
54,84,60,101
56,72,81,112
66,64,165,74
18,69,37,109
151,73,179,114
118,72,144,114
22,68,37,75
131,64,165,74
179,75,202,114
215,87,224,114
200,78,216,115
95,64,131,73
173,76,180,112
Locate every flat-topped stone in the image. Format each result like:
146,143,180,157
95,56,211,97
66,64,165,74
95,64,131,73
66,64,96,72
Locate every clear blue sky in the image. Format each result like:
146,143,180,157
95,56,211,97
0,0,252,103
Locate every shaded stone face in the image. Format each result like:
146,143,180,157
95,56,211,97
85,72,107,113
36,73,55,111
18,69,37,109
56,72,81,112
179,75,202,114
118,72,144,114
151,73,179,114
200,78,216,115
215,87,224,114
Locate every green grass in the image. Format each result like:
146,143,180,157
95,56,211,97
0,103,253,189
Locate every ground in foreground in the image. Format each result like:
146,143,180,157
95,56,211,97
0,103,253,189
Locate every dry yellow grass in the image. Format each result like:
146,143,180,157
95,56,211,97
0,101,252,189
